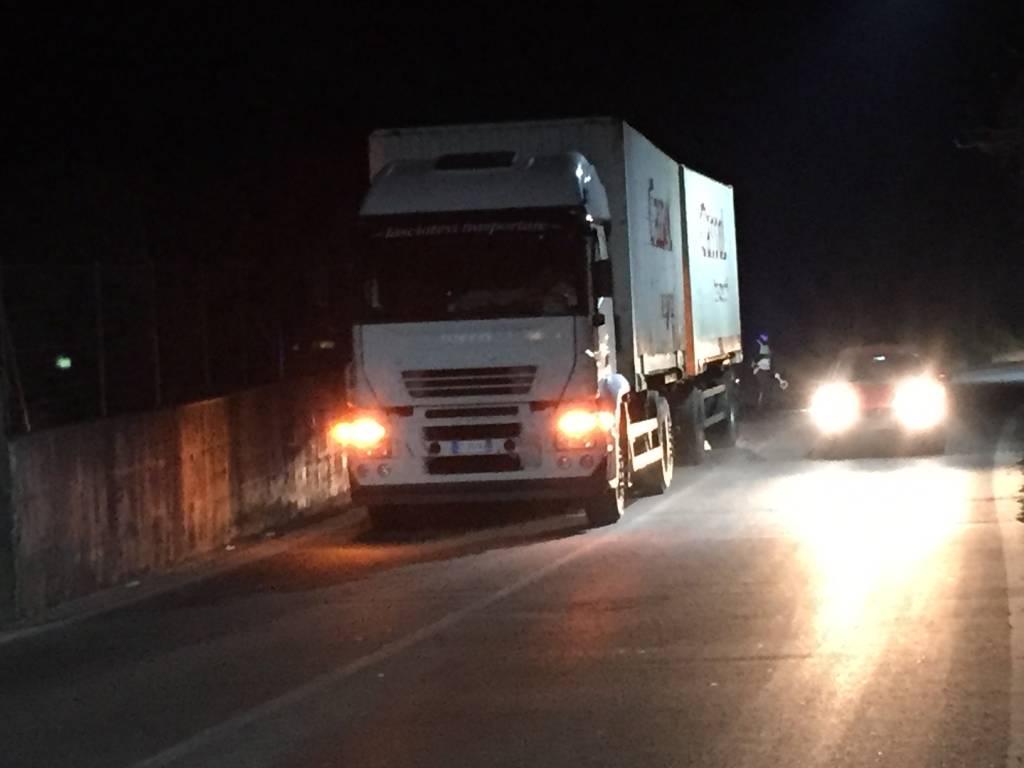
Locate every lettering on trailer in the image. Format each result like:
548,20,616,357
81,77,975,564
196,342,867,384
378,221,556,239
439,333,495,344
660,293,675,331
699,203,728,260
647,179,673,250
713,280,730,303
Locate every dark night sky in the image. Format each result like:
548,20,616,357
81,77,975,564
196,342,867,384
7,2,1024,358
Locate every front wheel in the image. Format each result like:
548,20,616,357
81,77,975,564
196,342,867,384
367,505,406,531
585,416,628,527
913,431,947,456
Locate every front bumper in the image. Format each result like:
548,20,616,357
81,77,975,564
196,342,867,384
351,462,608,507
346,400,612,495
854,408,902,432
815,406,946,436
854,408,946,435
814,409,946,457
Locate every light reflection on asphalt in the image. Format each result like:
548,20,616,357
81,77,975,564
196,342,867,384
760,459,970,688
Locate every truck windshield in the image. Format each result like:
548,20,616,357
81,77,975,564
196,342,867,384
356,213,588,323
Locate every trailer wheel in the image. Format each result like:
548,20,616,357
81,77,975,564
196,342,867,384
674,387,706,466
585,414,628,527
634,393,674,495
707,382,738,449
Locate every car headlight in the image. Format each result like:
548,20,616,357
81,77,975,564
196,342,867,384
556,406,615,449
892,376,946,431
330,414,390,455
810,382,860,434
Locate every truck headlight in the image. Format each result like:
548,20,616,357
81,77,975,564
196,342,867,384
810,382,860,434
892,376,946,431
330,414,389,454
556,407,615,449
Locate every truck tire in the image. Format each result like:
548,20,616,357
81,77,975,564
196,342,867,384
634,393,674,495
707,382,738,449
674,387,706,466
914,431,947,457
367,505,405,531
585,414,628,527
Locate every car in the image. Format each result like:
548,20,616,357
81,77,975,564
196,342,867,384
808,344,947,455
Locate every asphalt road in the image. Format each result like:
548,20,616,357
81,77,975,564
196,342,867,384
2,385,1023,768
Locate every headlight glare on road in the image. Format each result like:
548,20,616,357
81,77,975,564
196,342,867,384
330,415,387,449
810,382,860,434
892,376,946,431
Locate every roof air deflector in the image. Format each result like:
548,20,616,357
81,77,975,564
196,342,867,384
435,152,517,170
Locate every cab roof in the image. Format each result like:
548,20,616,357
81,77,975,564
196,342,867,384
360,151,611,221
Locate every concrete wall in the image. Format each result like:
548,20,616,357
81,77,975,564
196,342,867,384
9,376,348,617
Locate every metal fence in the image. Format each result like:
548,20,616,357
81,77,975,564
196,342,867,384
0,261,349,433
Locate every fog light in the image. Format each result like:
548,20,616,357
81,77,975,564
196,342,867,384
504,439,516,453
377,464,392,478
557,456,571,469
555,406,615,449
428,441,441,455
356,464,370,479
330,415,387,449
580,454,594,469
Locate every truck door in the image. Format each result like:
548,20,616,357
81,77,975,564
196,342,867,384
591,227,617,380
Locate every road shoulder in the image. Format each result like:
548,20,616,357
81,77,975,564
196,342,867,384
0,506,366,648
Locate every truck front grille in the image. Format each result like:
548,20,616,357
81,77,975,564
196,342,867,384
402,366,536,399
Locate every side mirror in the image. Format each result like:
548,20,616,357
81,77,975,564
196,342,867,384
592,313,606,328
592,260,613,298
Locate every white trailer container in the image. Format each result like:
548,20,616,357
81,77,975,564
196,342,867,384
339,118,742,527
679,167,743,375
369,119,742,383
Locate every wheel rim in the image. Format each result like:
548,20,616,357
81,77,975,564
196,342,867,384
661,415,673,484
615,420,627,511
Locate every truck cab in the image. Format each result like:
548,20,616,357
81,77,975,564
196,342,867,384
341,151,632,526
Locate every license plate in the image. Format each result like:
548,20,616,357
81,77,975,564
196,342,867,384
450,439,493,455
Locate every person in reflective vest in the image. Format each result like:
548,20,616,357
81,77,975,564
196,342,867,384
751,332,773,408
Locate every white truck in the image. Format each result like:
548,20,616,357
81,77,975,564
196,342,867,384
335,118,742,527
